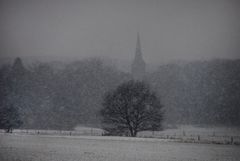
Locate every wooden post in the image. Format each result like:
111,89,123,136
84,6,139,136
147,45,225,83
231,136,234,144
183,130,186,136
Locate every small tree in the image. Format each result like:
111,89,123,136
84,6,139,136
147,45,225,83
0,104,22,133
101,80,163,137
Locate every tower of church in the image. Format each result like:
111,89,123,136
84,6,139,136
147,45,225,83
131,33,146,80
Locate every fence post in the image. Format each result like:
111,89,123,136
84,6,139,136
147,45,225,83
183,130,186,136
231,136,234,144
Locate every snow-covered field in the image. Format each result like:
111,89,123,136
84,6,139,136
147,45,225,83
3,125,239,145
0,133,240,161
139,125,240,145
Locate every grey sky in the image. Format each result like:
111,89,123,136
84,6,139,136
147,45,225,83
1,0,240,64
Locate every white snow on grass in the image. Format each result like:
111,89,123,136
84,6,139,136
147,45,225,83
1,125,240,145
0,133,240,161
138,125,240,145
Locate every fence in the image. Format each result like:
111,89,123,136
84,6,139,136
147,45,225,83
0,128,104,136
138,130,240,145
1,128,240,145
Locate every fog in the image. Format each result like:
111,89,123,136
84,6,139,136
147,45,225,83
1,0,240,64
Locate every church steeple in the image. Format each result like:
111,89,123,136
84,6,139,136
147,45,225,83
136,32,142,57
131,33,146,80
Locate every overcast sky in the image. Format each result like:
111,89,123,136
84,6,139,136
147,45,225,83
0,0,240,64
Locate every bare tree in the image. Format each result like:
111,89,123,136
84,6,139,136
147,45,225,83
101,80,163,137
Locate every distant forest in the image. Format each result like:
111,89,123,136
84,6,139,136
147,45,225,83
0,58,239,130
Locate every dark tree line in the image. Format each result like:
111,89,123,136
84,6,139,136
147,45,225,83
0,57,130,130
0,58,25,132
148,59,240,126
0,57,239,131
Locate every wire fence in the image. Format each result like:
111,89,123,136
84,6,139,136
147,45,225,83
1,128,240,145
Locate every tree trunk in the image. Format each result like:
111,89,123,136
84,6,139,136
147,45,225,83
6,128,11,133
129,129,134,137
129,128,137,137
133,130,137,137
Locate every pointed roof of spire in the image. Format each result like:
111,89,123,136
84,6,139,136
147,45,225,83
137,32,141,50
132,32,146,80
135,32,142,58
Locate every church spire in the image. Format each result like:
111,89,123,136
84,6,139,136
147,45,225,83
135,32,142,58
132,33,146,80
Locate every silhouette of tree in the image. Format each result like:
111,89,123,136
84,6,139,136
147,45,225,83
0,104,22,133
101,80,163,137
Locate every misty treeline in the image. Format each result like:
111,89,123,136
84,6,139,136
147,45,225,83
0,57,240,130
0,57,129,130
148,59,240,126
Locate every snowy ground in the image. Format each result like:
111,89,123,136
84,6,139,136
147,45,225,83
0,133,240,161
139,125,240,145
3,125,240,145
140,125,240,137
